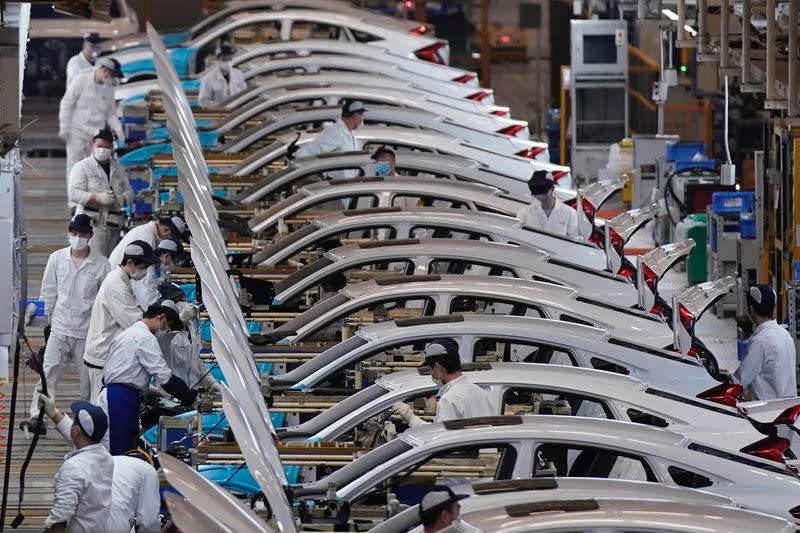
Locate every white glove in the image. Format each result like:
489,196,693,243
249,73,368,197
37,392,57,418
94,191,116,206
209,381,223,394
179,304,198,323
58,129,69,142
392,402,415,423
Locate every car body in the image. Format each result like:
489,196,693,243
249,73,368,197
110,10,449,80
28,0,138,40
266,274,669,346
270,314,712,395
292,415,800,523
277,363,773,454
373,478,741,533
254,208,605,268
267,238,637,307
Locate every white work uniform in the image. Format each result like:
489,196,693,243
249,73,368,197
46,415,114,533
108,456,161,533
68,155,135,256
197,64,247,107
296,119,359,179
407,375,494,428
59,69,124,175
30,246,111,416
734,320,797,400
516,198,581,240
103,321,173,391
83,267,143,400
66,52,95,87
159,317,215,389
108,220,159,267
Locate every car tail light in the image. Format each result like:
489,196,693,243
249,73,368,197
774,405,800,425
617,263,635,281
580,198,597,225
608,226,624,256
588,229,604,248
415,43,446,64
677,303,695,332
516,147,546,159
411,25,428,35
467,90,491,101
491,110,509,117
552,170,569,184
697,383,744,408
498,125,525,137
453,74,476,84
740,436,791,464
642,262,658,296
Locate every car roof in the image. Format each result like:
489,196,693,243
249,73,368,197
324,237,548,263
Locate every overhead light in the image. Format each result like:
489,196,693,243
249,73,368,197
684,25,698,36
662,9,679,21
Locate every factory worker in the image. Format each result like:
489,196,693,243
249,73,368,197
68,127,134,257
393,339,494,427
197,43,246,108
26,215,111,435
37,395,113,533
419,486,466,533
157,283,221,392
132,238,185,309
59,57,125,175
734,285,797,401
66,32,101,87
108,215,188,267
372,146,397,177
99,302,196,455
83,241,160,400
516,170,580,240
108,450,161,533
291,99,366,179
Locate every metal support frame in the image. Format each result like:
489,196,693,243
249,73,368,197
718,0,738,76
764,0,788,109
789,0,798,117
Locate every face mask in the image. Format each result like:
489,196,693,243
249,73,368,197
68,235,89,252
375,161,392,176
93,147,112,162
219,61,232,73
431,365,443,388
534,190,553,204
91,50,98,59
130,268,148,281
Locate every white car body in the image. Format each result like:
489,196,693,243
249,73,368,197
292,416,800,523
29,0,138,40
271,314,712,395
255,209,605,269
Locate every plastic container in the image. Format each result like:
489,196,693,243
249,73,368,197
712,192,755,215
685,213,708,284
739,211,756,239
666,141,707,162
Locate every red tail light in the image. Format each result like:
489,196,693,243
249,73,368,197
580,198,597,225
516,147,546,159
617,263,635,281
491,110,509,117
467,90,491,101
411,25,428,35
497,124,524,137
415,43,446,64
608,226,624,256
453,74,476,84
697,383,744,408
552,170,569,184
740,436,791,464
642,262,658,295
686,345,699,359
588,229,604,248
774,405,800,425
677,303,695,332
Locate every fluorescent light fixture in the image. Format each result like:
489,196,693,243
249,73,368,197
684,25,698,36
662,8,679,20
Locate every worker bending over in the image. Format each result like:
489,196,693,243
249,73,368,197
100,301,196,455
734,284,797,400
83,241,160,400
132,238,185,309
68,128,134,257
198,43,246,108
38,395,113,532
393,339,494,426
66,32,101,86
27,215,111,435
516,170,580,240
108,215,188,267
109,449,161,533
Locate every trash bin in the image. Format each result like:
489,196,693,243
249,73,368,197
685,213,708,284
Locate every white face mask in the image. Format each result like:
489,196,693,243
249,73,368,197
130,267,148,281
93,147,112,162
68,235,89,252
534,190,553,205
219,60,232,73
431,365,444,388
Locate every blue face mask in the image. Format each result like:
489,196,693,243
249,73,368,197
375,161,392,176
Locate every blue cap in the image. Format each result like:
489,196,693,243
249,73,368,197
70,401,108,442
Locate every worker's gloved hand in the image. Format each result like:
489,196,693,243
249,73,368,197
179,303,198,323
58,129,69,142
37,392,58,419
94,191,116,206
286,143,299,160
392,402,415,423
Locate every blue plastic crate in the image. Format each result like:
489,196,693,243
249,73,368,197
740,218,756,239
26,299,46,317
666,142,707,162
711,192,755,215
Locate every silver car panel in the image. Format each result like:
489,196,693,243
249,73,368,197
673,277,736,356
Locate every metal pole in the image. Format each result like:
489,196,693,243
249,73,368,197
720,0,730,71
741,0,751,85
480,0,491,88
697,0,707,52
677,0,686,43
789,0,798,116
766,0,777,102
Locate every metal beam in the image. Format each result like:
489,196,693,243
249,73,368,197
788,0,798,116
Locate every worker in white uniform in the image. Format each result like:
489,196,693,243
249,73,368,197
516,170,581,240
419,487,466,533
108,215,188,267
26,215,111,435
734,284,797,401
37,395,113,533
291,99,366,180
59,57,125,175
65,32,101,86
108,450,161,532
83,241,161,400
197,43,247,108
68,128,135,256
99,301,196,455
393,339,495,427
132,238,184,309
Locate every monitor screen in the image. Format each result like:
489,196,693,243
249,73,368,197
583,34,618,64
